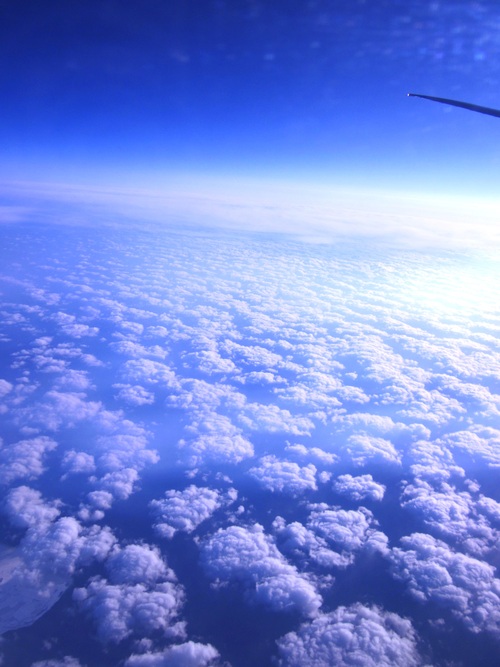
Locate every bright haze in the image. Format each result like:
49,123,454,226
1,2,500,667
2,0,500,234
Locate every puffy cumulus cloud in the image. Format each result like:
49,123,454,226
222,340,284,369
43,409,159,510
15,391,101,431
120,359,180,390
335,384,370,405
341,434,401,467
95,432,158,473
333,474,386,502
0,378,13,396
61,450,96,477
150,485,232,539
76,524,116,566
276,603,422,667
178,412,253,467
400,479,500,558
20,516,85,580
182,348,237,376
440,428,500,469
79,490,115,522
273,517,346,568
390,532,500,636
73,577,185,644
86,490,114,510
273,384,341,415
32,658,85,667
285,443,338,466
106,544,174,586
238,402,315,436
3,485,61,529
235,370,283,385
52,369,93,392
432,374,500,418
118,320,145,336
0,495,115,635
167,379,244,414
307,505,388,557
98,467,140,500
395,386,466,426
248,456,317,495
200,524,321,617
0,435,57,485
332,412,430,444
113,384,155,406
124,641,220,667
110,340,167,360
406,438,464,484
274,505,388,570
19,516,115,581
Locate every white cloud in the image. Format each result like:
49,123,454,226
0,435,57,485
200,523,321,617
236,370,283,385
276,603,422,666
150,485,228,539
178,412,254,466
333,474,386,502
223,340,284,369
274,504,388,570
124,641,220,667
110,340,167,360
400,479,500,558
53,370,93,392
120,359,180,390
285,443,338,465
248,456,317,495
441,428,500,469
95,433,158,473
106,543,174,586
73,577,185,644
32,658,84,667
98,467,140,500
0,497,115,635
61,450,96,477
341,434,401,467
238,402,315,435
3,485,61,529
113,384,155,406
0,379,13,397
390,532,500,636
15,391,101,431
307,504,388,556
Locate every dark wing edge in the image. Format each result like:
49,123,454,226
408,92,500,119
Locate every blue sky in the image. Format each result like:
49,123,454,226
2,0,500,201
2,4,500,666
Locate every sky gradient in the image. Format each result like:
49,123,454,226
1,4,500,666
2,0,500,205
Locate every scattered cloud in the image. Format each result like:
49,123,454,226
124,641,220,667
390,532,500,636
150,485,233,539
333,474,386,502
248,455,317,495
200,523,322,616
276,603,422,666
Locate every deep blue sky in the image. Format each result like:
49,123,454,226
2,0,500,198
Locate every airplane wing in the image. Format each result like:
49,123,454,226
408,92,500,119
